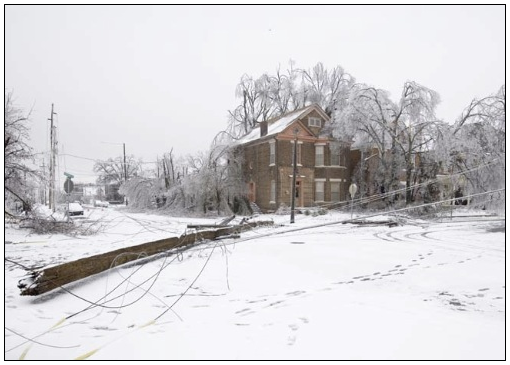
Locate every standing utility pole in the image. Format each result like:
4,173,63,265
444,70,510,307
123,143,128,205
290,129,298,224
48,104,57,212
123,143,127,183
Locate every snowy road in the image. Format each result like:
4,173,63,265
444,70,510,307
4,207,505,360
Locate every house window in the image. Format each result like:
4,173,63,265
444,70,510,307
308,117,321,128
315,180,325,202
330,148,340,166
315,145,324,166
270,180,276,203
269,141,275,165
291,141,302,165
331,182,340,202
341,153,346,167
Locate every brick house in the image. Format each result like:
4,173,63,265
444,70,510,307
235,104,353,212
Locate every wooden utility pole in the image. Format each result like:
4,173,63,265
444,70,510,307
19,220,274,296
48,104,56,212
41,159,47,205
123,143,127,182
290,129,298,224
123,143,128,205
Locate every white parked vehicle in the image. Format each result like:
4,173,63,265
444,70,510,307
94,200,109,208
66,202,84,216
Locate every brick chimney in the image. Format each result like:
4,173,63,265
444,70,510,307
260,120,268,137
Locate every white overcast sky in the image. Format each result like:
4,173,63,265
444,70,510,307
5,4,505,183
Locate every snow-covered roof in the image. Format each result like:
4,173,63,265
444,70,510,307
236,105,320,145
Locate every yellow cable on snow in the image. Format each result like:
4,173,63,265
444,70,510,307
75,348,99,360
18,317,67,360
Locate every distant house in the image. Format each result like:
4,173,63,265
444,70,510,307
74,183,106,204
235,104,353,212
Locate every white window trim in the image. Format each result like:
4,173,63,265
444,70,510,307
270,180,276,204
308,117,322,128
315,180,325,202
330,181,341,202
324,166,347,169
269,140,276,166
330,147,340,166
315,145,325,167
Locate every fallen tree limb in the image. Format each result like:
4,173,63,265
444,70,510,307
187,215,236,229
345,220,399,227
18,220,273,296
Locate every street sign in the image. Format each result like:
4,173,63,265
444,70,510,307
349,183,358,199
64,179,74,194
64,172,74,179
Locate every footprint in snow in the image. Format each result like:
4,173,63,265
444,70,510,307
91,326,117,331
287,335,297,346
286,290,306,297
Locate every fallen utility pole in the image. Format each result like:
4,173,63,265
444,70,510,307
18,220,273,296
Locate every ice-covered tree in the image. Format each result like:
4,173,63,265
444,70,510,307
301,62,354,116
93,155,141,185
434,85,505,210
161,132,248,216
118,176,159,210
334,82,441,205
227,61,355,138
4,92,38,215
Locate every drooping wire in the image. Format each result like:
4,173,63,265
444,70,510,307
5,327,80,350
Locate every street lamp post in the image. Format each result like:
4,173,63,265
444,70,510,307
290,128,298,224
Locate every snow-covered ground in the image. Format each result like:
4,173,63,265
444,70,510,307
4,205,505,360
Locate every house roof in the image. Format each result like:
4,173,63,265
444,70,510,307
236,104,329,145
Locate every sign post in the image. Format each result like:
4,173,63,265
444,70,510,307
349,183,357,220
64,172,74,222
